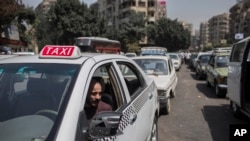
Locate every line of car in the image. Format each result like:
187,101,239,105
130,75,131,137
128,47,180,116
187,36,250,120
187,48,231,97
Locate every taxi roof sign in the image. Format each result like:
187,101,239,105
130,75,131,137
39,45,82,59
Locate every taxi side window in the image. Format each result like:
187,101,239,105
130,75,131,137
117,62,146,97
209,56,215,66
92,65,119,111
231,42,245,62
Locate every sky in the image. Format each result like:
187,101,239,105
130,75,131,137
22,0,237,30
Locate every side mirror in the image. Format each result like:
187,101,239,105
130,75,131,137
88,111,123,139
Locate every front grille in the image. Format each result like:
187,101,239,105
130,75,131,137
157,90,166,96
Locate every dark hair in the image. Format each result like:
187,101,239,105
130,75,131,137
90,76,105,92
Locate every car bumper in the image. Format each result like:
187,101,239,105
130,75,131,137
218,84,228,89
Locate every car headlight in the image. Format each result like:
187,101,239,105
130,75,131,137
157,90,166,96
201,66,206,70
217,77,227,84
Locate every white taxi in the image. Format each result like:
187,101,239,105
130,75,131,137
0,45,159,141
132,56,178,115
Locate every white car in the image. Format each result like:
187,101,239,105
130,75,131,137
228,37,250,118
132,56,178,115
167,53,182,71
125,52,137,57
0,45,159,141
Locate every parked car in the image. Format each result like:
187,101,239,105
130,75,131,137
0,54,18,60
167,53,182,71
188,52,198,70
125,52,137,57
227,36,250,119
132,56,178,115
140,46,168,56
12,52,35,56
195,53,212,80
205,49,231,97
0,45,159,141
193,52,212,72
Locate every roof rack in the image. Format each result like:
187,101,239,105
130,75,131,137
213,47,232,53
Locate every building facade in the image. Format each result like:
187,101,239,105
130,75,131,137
229,0,250,40
199,21,209,49
208,13,229,46
94,0,167,44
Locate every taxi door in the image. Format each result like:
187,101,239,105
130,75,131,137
228,41,246,106
113,60,157,141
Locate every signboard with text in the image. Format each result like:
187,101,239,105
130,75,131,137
235,33,244,40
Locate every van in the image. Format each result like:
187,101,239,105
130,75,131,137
227,36,250,118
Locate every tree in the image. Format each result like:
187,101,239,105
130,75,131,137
0,0,24,34
115,10,147,53
17,7,36,44
46,0,101,45
147,17,191,52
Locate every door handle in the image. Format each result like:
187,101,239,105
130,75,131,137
149,93,153,99
129,113,137,125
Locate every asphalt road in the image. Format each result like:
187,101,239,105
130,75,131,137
158,64,249,141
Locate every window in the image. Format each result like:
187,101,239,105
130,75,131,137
0,63,79,122
231,42,245,62
138,1,145,7
117,62,145,97
92,64,120,111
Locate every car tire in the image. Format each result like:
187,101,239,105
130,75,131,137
230,100,242,118
197,72,202,80
215,83,221,97
206,78,211,87
170,89,176,98
215,82,226,97
161,98,170,115
150,117,158,141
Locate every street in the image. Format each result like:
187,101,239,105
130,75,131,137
158,64,249,141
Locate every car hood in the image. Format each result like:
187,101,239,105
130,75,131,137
215,67,228,77
147,75,171,90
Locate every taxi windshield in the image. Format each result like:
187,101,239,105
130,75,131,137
216,56,229,67
0,63,80,140
134,59,168,75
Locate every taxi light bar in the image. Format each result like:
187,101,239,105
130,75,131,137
39,45,82,59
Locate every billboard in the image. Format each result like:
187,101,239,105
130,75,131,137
158,0,166,5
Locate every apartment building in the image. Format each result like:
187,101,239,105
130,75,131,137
229,0,250,40
95,0,167,44
208,13,229,46
179,21,193,35
199,22,209,49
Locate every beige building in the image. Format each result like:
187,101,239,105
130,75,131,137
229,0,250,40
208,13,229,46
179,21,193,35
94,0,167,44
199,21,209,48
